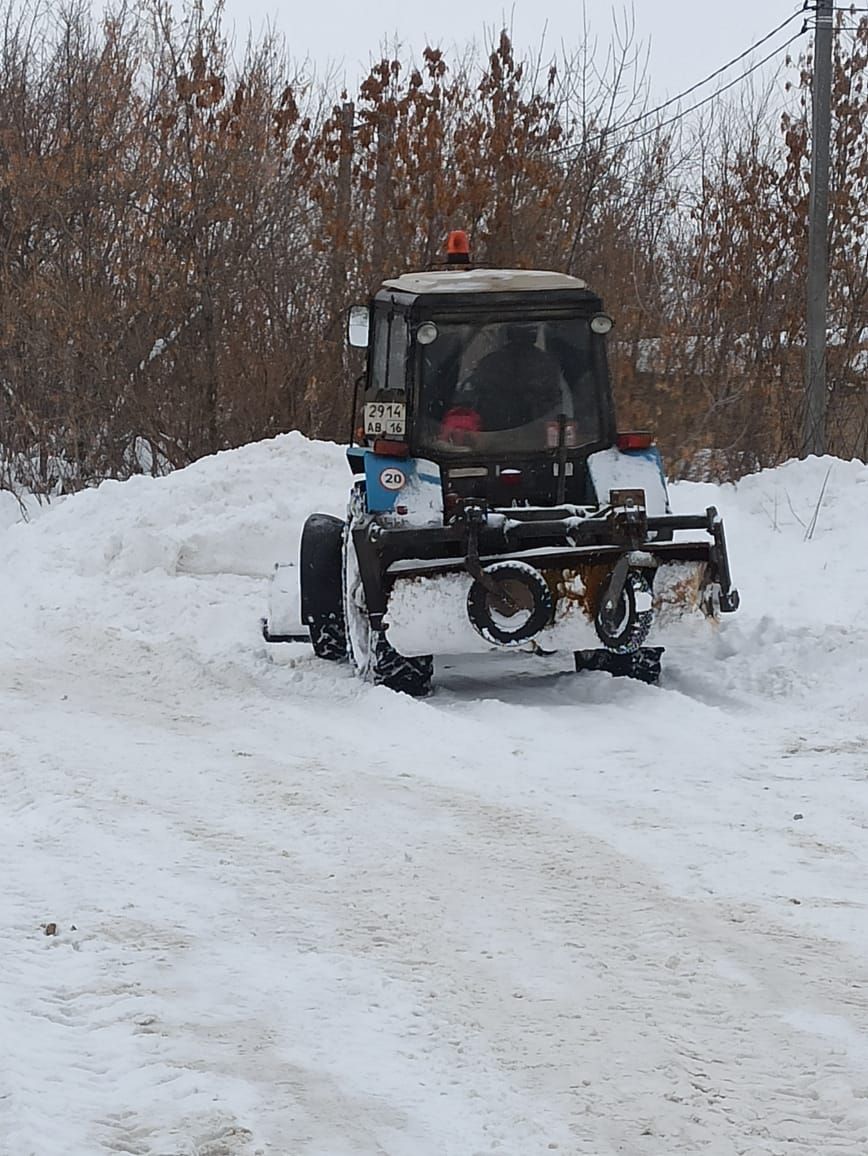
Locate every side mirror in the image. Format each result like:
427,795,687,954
347,305,369,348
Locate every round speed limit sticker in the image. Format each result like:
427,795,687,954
379,467,406,492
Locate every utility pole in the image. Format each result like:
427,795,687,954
803,0,833,457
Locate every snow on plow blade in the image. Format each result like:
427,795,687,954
379,506,739,657
385,555,723,657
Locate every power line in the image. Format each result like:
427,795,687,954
545,7,813,158
600,8,807,140
548,21,807,159
617,28,806,148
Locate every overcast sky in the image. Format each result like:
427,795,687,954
218,0,804,102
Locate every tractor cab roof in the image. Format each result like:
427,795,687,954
376,268,600,316
381,268,589,295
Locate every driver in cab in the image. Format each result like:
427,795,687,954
439,324,567,448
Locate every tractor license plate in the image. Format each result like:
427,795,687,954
364,402,406,437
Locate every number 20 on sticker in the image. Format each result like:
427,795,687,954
379,467,406,491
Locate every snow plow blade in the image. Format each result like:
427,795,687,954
371,502,739,659
372,505,737,605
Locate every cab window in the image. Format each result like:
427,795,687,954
368,310,408,398
417,317,605,455
363,309,409,440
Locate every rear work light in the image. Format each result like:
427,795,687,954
499,468,522,486
616,431,654,451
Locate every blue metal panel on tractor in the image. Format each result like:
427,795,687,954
627,446,669,496
346,447,443,520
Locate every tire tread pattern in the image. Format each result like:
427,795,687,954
575,646,663,685
369,631,433,697
310,615,347,662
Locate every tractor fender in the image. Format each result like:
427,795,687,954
587,446,670,516
346,448,443,526
299,513,345,627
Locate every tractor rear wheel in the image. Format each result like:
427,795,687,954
300,514,347,662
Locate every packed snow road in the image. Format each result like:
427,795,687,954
2,436,868,1155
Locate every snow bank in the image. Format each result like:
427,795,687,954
2,431,348,580
3,441,866,692
665,454,868,713
0,432,352,693
5,438,864,606
0,488,44,532
672,454,868,629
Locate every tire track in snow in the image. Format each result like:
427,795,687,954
245,762,868,1155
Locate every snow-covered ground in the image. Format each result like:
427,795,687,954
2,434,868,1156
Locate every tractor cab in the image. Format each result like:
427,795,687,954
350,263,617,507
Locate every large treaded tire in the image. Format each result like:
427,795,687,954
466,560,553,646
574,647,663,685
343,489,432,697
368,632,434,697
300,514,347,662
595,569,654,653
310,617,347,662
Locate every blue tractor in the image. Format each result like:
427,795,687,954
268,233,738,695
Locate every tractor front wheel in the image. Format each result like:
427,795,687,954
574,647,663,685
343,516,433,697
